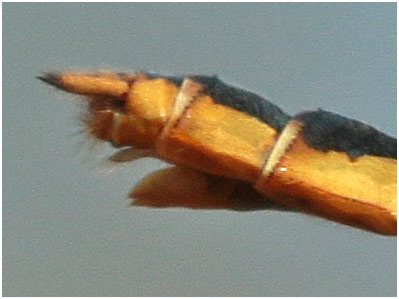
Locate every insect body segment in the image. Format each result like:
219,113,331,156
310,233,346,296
39,71,397,235
256,116,397,234
157,78,281,182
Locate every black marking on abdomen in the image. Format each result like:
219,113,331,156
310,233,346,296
297,109,397,159
190,76,291,132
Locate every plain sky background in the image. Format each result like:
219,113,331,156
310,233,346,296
3,3,397,296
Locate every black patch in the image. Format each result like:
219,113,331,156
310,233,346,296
190,76,291,132
297,109,397,159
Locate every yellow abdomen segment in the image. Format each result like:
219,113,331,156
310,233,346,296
256,125,397,235
157,95,278,182
284,137,396,210
126,78,178,122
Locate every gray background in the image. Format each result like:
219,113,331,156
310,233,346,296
3,3,396,296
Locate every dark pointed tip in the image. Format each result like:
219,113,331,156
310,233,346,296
36,72,63,89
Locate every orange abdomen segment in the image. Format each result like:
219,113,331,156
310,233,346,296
257,131,397,235
157,95,279,182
